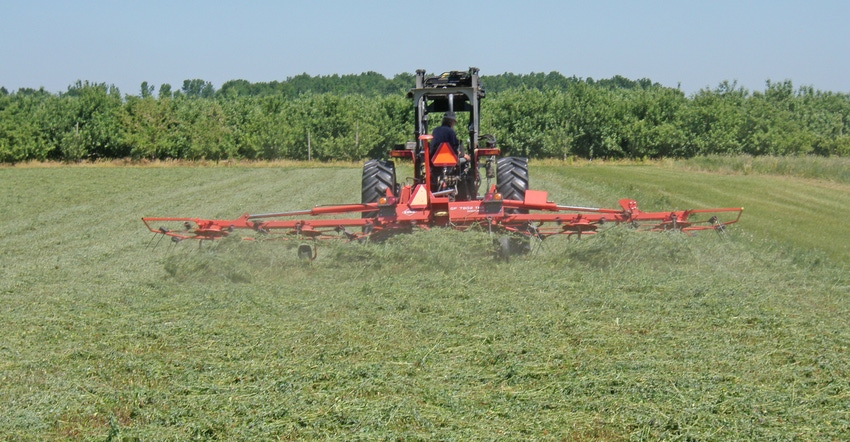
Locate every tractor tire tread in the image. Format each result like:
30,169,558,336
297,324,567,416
496,156,529,202
361,159,396,218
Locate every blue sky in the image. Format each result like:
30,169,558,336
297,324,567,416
2,0,848,96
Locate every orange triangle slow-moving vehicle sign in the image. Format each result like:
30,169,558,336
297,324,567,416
408,184,429,209
431,142,459,167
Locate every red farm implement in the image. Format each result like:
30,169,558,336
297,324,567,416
143,68,743,258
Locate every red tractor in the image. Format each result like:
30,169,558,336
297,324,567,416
144,68,742,259
361,68,530,237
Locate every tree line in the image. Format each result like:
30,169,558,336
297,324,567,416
1,72,849,163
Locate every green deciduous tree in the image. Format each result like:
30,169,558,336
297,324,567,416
181,79,215,99
159,83,172,99
140,81,154,98
59,81,128,160
122,95,182,159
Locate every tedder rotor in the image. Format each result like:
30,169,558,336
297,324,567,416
143,68,743,259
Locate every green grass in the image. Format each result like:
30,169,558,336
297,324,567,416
670,155,850,184
530,159,850,263
1,160,849,440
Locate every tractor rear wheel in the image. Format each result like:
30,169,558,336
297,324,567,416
496,156,528,202
361,159,396,218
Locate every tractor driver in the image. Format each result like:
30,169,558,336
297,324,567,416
430,111,470,163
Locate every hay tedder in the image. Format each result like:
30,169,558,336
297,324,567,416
143,68,743,259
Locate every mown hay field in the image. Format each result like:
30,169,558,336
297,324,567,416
1,159,848,440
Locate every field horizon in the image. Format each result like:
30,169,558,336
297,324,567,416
1,158,848,440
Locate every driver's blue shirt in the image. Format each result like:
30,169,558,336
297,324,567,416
430,124,459,157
